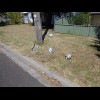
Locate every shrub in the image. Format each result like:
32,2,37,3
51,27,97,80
6,12,23,25
72,12,90,25
0,22,6,26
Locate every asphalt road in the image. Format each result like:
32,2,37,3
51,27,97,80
0,52,44,87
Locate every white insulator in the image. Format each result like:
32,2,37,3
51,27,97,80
65,53,72,60
49,48,55,53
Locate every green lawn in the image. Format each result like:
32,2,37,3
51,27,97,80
0,24,100,86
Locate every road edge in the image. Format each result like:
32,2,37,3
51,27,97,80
0,43,80,87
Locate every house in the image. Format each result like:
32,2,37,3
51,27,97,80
21,12,33,23
90,12,100,26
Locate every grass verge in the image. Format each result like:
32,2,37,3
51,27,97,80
0,24,100,86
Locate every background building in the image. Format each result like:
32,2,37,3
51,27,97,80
90,12,100,26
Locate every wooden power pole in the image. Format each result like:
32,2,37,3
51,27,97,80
33,12,42,43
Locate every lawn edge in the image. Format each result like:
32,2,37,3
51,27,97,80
0,42,80,87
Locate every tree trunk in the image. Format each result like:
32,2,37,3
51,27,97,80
33,12,43,43
41,12,53,42
31,13,34,25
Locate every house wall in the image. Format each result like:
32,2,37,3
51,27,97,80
91,15,100,26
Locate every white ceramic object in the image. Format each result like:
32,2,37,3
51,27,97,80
34,14,36,18
65,53,72,60
49,34,53,37
49,48,55,53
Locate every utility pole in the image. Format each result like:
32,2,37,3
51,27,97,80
33,12,42,43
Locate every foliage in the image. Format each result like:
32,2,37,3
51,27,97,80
0,12,7,15
0,12,9,26
72,12,90,25
6,12,23,25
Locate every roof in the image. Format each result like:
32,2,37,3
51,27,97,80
91,12,100,15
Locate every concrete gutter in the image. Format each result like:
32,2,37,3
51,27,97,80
0,43,80,87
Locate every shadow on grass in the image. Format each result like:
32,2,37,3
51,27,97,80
42,28,49,41
96,54,100,58
90,40,100,51
95,26,100,39
0,22,6,26
90,26,100,58
90,43,100,54
42,25,54,41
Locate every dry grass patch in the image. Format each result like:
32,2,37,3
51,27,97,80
0,24,100,86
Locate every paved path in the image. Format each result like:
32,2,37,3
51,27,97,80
0,52,44,87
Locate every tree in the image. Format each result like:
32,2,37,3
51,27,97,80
41,12,73,42
72,12,90,25
41,12,53,42
6,12,22,24
0,12,6,15
34,12,43,43
33,12,74,43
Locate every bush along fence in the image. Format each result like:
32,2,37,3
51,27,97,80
54,17,97,38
